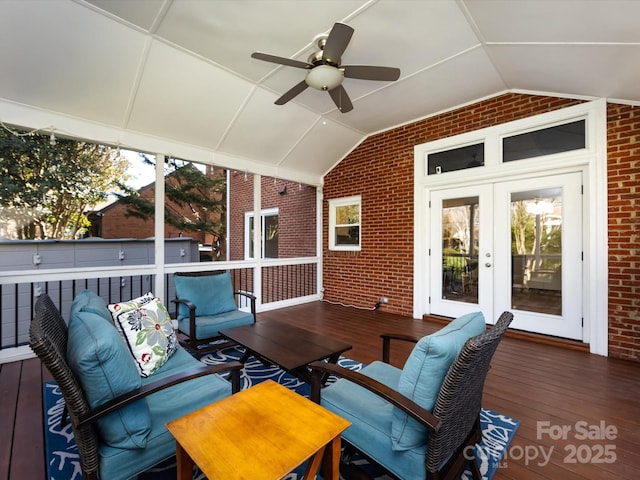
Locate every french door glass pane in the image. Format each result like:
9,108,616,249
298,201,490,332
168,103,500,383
510,189,562,315
441,197,479,303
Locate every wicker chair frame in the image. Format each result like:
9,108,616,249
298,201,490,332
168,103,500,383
29,293,242,480
310,311,514,480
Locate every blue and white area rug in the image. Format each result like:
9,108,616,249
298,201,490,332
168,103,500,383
43,346,519,480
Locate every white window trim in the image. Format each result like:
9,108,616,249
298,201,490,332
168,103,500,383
413,99,608,357
328,195,361,251
244,208,278,259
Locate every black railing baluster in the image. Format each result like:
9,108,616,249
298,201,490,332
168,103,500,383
0,262,318,351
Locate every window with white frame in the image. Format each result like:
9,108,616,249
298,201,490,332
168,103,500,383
328,196,361,251
245,208,278,259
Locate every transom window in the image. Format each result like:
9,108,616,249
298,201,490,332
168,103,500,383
427,142,484,175
503,120,586,162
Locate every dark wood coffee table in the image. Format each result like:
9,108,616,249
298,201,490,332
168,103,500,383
219,321,352,385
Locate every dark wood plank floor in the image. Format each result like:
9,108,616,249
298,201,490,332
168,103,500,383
2,301,639,479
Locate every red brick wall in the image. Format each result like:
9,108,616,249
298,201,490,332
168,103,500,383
228,174,316,260
100,184,157,239
228,172,253,261
323,93,640,361
258,178,316,258
323,93,583,315
606,103,640,362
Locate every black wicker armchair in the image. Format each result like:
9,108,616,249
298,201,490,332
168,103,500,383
29,293,242,480
310,311,514,480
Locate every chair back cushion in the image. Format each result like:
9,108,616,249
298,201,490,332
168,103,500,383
70,289,113,323
391,311,485,451
67,308,152,449
174,271,237,320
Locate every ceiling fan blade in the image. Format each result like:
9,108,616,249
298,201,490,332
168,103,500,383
342,65,401,81
275,80,309,105
251,52,311,69
322,23,354,64
328,85,353,113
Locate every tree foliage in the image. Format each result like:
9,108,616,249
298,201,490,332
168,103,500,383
0,127,130,239
116,156,227,240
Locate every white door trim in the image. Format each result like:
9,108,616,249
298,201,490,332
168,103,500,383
413,99,608,356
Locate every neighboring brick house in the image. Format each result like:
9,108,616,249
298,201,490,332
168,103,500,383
322,93,639,362
227,173,316,261
89,164,225,256
91,165,316,264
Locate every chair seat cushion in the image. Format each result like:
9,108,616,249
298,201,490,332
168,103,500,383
174,272,237,320
178,309,255,340
99,350,232,480
321,361,427,480
66,309,152,449
392,311,486,451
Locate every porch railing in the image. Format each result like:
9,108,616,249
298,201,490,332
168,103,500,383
0,259,319,352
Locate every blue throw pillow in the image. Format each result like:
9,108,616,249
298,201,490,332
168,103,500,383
174,272,237,321
391,311,486,451
66,310,152,449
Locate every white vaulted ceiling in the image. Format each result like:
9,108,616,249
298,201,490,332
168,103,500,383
1,0,639,185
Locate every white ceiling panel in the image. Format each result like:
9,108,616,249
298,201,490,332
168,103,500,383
127,40,254,149
85,0,166,31
281,120,365,176
219,87,318,163
1,0,639,185
327,47,506,133
157,0,366,81
343,0,480,75
465,0,640,43
489,44,640,99
0,0,146,126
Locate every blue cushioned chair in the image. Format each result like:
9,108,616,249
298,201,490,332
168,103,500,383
173,270,256,358
310,311,513,480
29,293,243,480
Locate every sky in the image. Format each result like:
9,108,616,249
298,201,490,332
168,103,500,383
121,150,156,189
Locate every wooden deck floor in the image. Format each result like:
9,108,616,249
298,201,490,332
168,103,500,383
1,301,639,479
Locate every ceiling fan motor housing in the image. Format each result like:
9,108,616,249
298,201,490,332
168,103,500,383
305,64,344,91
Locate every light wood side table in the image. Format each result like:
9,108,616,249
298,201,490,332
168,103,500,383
165,379,350,480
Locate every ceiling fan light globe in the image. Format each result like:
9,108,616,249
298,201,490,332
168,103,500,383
305,65,343,91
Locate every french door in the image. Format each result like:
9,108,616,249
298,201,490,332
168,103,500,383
429,172,583,340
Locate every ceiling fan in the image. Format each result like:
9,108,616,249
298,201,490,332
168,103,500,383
251,22,400,113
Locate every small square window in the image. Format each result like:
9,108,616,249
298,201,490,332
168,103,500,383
328,196,361,251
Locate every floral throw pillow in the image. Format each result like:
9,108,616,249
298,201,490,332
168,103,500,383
110,296,178,377
108,292,155,321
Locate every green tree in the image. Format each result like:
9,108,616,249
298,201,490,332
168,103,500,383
511,201,535,255
0,127,130,239
116,156,227,251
